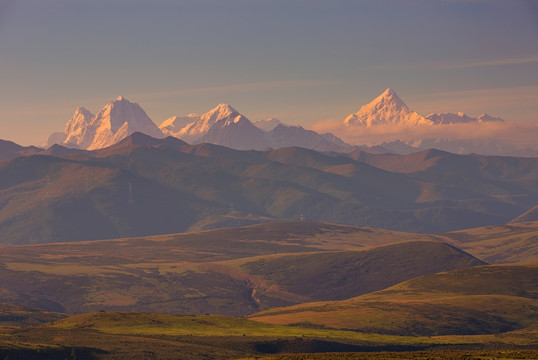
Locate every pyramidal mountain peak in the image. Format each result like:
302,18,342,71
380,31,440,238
344,88,432,127
175,103,252,144
205,103,239,121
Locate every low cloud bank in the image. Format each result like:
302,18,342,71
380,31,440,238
312,119,538,149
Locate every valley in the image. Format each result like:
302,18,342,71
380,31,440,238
0,221,536,358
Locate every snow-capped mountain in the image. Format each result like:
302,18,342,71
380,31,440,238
172,104,266,149
344,88,432,127
63,106,95,148
253,118,284,132
89,96,163,150
44,106,94,148
426,112,504,124
160,114,200,137
164,104,354,152
45,97,164,150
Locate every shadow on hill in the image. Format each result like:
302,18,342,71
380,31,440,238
0,347,104,360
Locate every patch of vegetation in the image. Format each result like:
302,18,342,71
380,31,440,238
250,264,538,337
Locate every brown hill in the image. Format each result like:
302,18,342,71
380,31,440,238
0,139,42,161
0,223,482,316
442,221,538,264
510,205,538,223
250,264,538,336
1,133,537,244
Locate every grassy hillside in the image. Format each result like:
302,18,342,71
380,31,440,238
235,350,538,360
239,241,484,301
250,264,538,336
0,310,536,360
441,221,538,264
0,302,66,326
510,205,538,223
0,223,481,316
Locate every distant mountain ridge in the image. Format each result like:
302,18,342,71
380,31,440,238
1,132,537,244
343,88,505,128
426,112,504,124
40,92,536,157
46,99,353,153
161,103,355,152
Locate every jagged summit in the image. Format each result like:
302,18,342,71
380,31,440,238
160,114,200,137
344,88,432,127
204,103,240,122
477,113,504,123
376,88,405,106
44,96,163,150
174,103,247,144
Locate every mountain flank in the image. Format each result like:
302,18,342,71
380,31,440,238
1,133,537,244
250,264,538,336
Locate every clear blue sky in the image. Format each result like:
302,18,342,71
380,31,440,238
1,0,537,146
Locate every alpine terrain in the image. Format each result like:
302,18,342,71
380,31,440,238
44,96,164,150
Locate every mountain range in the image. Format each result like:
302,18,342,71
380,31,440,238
41,89,536,157
1,132,537,244
46,99,354,153
344,88,504,127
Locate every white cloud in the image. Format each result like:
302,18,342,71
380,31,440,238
312,119,538,149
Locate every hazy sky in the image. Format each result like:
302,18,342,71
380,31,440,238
1,0,537,146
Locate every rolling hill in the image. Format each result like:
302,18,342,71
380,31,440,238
442,221,538,264
1,133,537,244
250,264,538,336
0,223,482,316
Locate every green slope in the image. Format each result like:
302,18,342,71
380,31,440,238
250,264,538,336
442,221,538,264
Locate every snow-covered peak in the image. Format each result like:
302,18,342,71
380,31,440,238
44,96,164,150
87,97,163,149
61,106,95,148
344,88,432,127
377,88,404,105
477,113,504,123
174,104,243,142
159,114,200,136
64,107,93,133
254,117,284,132
426,112,475,124
201,103,239,123
426,112,505,124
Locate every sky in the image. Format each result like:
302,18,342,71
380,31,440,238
0,0,537,147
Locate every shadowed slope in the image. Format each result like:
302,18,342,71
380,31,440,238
0,224,482,316
1,133,537,244
250,264,538,336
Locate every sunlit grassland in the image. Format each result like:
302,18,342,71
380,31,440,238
48,312,475,346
